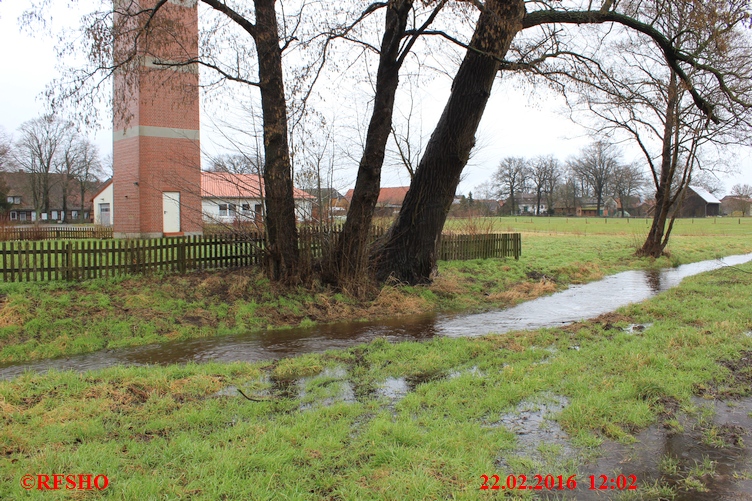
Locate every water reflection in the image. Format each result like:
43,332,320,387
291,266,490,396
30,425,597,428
1,253,750,380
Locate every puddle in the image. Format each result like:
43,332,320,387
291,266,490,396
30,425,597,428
624,323,653,334
1,253,751,380
564,397,752,500
491,394,577,472
449,366,485,379
297,367,355,410
376,377,410,403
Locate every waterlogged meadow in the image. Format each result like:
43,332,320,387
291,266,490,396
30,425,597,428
2,261,752,499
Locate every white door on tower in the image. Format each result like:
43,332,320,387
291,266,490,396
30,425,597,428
163,192,181,233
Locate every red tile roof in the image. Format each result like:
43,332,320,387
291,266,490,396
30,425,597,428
344,186,410,206
201,171,313,199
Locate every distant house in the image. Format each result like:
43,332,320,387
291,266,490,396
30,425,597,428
449,196,501,216
720,195,752,216
202,171,314,224
1,171,103,223
614,195,643,217
519,194,547,215
679,186,721,217
345,186,410,217
303,188,348,222
578,197,618,217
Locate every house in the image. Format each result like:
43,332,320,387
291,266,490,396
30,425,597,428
345,186,410,217
720,195,752,216
93,171,315,228
201,171,314,224
578,197,618,217
1,171,103,223
303,188,348,222
449,196,501,217
678,186,721,217
91,180,113,226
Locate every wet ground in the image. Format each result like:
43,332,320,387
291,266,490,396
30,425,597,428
1,253,751,380
212,363,752,500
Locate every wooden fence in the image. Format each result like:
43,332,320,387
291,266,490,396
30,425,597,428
0,226,113,241
0,231,520,282
439,233,521,261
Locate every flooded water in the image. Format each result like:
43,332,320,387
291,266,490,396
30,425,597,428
1,253,751,380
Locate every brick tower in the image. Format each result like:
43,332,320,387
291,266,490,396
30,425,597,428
112,0,202,238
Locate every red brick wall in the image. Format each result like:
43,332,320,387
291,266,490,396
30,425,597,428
113,0,202,237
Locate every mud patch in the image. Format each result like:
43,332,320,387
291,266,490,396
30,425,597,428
699,350,752,399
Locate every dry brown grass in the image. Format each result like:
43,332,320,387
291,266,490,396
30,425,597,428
488,280,557,305
368,286,430,316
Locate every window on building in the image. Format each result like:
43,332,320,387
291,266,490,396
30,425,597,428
10,211,17,220
241,203,251,213
219,203,228,216
13,196,20,205
41,213,48,220
72,210,78,219
20,212,27,221
52,210,59,220
6,196,12,204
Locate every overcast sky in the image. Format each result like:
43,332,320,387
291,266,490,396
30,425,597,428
1,1,749,196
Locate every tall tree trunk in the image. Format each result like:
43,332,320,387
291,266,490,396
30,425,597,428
255,0,299,281
639,72,679,258
326,0,414,287
374,0,525,284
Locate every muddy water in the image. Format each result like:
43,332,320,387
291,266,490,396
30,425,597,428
1,253,751,380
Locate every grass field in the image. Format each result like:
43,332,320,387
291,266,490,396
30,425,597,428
2,260,751,499
443,215,752,236
0,217,750,364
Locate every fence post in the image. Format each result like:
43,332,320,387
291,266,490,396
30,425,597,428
178,237,187,274
65,242,73,281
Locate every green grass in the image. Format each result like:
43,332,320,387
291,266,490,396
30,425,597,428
2,262,752,499
0,222,750,363
444,215,752,236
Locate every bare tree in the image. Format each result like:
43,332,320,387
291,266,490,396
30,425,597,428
73,139,104,222
0,128,14,171
13,116,75,220
328,0,448,288
570,141,619,216
530,155,559,216
731,184,752,198
564,0,752,256
611,163,645,217
209,153,263,175
493,157,529,215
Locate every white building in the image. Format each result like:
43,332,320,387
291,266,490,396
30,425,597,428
201,171,314,224
93,172,314,229
91,181,114,226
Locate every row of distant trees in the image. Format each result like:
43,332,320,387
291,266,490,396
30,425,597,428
0,117,107,222
475,142,650,217
476,141,750,219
